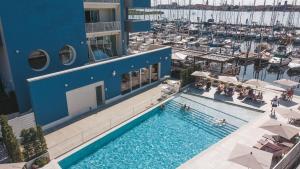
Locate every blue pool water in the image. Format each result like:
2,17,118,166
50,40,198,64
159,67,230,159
59,99,241,169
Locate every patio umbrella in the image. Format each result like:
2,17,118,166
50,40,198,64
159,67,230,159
191,71,210,78
264,85,286,92
218,76,238,84
260,119,300,140
273,79,299,88
275,107,300,120
245,79,268,88
228,144,273,169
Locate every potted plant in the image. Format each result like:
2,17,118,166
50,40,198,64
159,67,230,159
212,80,219,87
236,84,243,92
32,156,50,169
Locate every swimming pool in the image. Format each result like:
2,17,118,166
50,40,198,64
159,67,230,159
59,96,261,169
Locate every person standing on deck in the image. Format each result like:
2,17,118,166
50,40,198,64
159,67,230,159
271,96,279,117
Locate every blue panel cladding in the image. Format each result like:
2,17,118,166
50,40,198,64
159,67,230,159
125,20,151,33
125,0,151,8
0,0,89,112
120,0,127,55
28,47,171,126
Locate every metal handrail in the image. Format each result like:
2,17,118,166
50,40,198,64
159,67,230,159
273,140,300,169
85,21,121,33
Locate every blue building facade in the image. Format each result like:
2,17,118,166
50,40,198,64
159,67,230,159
0,0,171,128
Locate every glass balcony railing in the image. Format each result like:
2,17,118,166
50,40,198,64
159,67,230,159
86,21,121,33
84,0,120,3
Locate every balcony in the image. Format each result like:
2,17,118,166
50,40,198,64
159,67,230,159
125,0,150,8
86,21,121,38
84,0,120,9
125,20,150,33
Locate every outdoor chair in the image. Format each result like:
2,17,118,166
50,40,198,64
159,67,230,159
263,134,295,149
253,139,284,159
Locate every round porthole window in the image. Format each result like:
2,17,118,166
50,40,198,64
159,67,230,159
28,50,50,71
59,45,76,66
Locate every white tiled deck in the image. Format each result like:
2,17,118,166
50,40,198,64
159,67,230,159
179,87,300,169
45,85,165,159
44,83,300,169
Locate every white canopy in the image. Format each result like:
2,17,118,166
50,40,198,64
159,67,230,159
218,76,239,84
228,144,273,169
191,71,210,78
172,52,188,61
260,119,300,140
274,79,299,88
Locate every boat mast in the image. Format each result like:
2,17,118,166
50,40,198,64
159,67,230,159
256,0,267,79
188,0,192,22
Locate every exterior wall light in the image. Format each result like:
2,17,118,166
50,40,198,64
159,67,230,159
112,70,116,77
160,57,162,60
16,50,20,54
131,65,134,68
80,41,84,45
65,84,68,87
105,88,108,91
91,76,94,80
165,57,168,60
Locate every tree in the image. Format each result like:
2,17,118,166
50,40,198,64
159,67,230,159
36,126,47,153
0,115,23,162
21,126,48,161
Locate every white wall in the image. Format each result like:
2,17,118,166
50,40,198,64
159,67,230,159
0,113,36,138
66,81,104,117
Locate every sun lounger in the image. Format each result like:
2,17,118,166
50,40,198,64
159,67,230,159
254,139,284,158
263,134,295,149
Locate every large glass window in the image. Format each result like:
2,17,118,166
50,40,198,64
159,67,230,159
151,64,159,82
89,35,117,61
121,73,131,95
141,67,150,86
85,10,100,23
131,70,140,90
28,50,49,71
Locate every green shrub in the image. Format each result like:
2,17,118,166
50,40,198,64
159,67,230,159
237,84,243,88
21,127,48,161
179,67,194,86
0,115,23,162
33,156,50,168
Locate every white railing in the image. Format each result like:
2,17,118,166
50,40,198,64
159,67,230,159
85,21,121,33
273,141,300,169
84,0,120,3
47,93,169,159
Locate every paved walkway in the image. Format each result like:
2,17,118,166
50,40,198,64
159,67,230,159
179,86,300,169
45,85,166,159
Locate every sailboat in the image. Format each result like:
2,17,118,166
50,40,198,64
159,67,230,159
269,45,292,66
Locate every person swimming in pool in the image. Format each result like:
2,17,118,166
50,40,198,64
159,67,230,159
214,119,226,126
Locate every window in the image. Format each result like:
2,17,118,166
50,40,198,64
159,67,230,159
28,50,50,71
141,67,150,86
121,73,131,95
59,45,76,66
151,64,159,82
131,70,140,90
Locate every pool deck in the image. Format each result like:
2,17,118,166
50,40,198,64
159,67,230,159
44,85,166,160
43,82,300,169
179,87,300,169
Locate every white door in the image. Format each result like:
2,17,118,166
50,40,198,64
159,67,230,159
66,81,104,117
